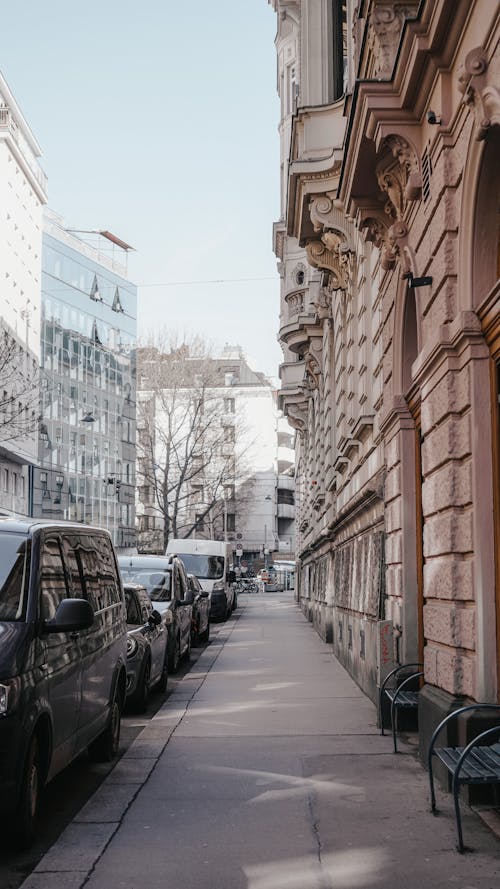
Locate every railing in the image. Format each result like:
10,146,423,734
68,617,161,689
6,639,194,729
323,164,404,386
285,289,306,318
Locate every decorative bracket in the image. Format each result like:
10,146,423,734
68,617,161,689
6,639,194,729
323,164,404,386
458,47,500,141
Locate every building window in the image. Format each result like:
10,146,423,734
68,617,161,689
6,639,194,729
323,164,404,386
226,513,236,533
332,1,347,101
224,397,235,413
195,513,205,531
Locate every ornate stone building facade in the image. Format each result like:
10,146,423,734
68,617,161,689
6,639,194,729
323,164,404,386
270,0,500,740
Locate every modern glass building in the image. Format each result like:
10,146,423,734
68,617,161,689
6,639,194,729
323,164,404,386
33,209,137,551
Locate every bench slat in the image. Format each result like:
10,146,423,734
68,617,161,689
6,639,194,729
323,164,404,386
434,744,500,783
385,690,419,707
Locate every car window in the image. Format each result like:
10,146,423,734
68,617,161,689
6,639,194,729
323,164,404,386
60,534,85,598
119,566,172,602
0,533,30,621
176,554,224,580
39,536,69,621
72,535,122,612
125,589,142,625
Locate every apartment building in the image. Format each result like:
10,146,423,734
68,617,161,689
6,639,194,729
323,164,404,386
136,346,295,564
270,0,500,742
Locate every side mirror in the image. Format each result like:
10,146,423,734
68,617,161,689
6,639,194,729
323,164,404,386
44,598,94,634
150,609,162,626
200,590,209,599
182,590,195,606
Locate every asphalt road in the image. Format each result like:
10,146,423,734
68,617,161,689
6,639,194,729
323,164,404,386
0,631,215,889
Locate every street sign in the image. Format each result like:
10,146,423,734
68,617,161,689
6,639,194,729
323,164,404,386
236,533,242,539
236,543,243,552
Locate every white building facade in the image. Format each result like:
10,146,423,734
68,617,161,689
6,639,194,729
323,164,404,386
0,71,47,517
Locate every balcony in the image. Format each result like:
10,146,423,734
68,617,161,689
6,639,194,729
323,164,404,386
279,314,317,354
277,503,295,520
284,289,306,320
277,474,295,492
279,359,305,391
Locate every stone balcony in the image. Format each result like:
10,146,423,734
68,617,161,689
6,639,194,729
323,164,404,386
279,358,305,391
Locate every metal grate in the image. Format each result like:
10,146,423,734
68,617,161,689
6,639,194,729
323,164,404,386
421,147,432,202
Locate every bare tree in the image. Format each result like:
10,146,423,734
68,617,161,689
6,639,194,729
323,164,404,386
136,335,253,553
0,322,40,445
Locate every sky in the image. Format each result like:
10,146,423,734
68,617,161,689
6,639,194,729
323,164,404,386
1,0,282,380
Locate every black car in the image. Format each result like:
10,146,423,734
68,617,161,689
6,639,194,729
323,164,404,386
124,583,169,711
186,573,210,645
118,554,193,673
0,519,127,846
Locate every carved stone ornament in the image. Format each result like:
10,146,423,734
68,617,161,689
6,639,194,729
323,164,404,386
305,237,350,291
381,134,421,200
383,220,410,272
309,194,345,234
286,403,309,434
376,158,407,220
312,289,332,320
304,349,322,389
367,3,419,80
360,213,410,273
285,289,305,317
458,47,500,141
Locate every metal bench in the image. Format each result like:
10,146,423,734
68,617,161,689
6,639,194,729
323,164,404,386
428,703,500,852
379,663,423,753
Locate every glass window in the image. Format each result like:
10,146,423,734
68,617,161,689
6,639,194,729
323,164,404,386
39,536,68,621
0,533,30,621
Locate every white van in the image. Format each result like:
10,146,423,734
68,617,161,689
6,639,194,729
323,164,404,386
166,539,236,621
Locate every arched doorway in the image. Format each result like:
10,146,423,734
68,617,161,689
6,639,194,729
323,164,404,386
473,130,500,701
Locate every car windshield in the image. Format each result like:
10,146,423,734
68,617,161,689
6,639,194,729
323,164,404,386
0,533,30,621
119,566,172,601
177,554,224,580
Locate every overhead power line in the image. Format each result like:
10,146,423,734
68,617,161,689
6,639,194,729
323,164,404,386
138,276,276,288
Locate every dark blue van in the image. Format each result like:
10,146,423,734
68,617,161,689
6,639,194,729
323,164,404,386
0,519,127,846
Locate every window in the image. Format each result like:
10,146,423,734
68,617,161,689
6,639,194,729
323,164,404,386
39,536,68,621
332,1,347,101
195,513,205,532
224,397,235,414
226,513,236,533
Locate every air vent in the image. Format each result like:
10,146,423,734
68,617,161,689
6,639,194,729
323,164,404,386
421,147,432,203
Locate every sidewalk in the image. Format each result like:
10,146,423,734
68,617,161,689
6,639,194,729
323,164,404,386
21,594,500,889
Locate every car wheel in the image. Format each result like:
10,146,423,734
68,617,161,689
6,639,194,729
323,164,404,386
129,656,151,713
184,631,191,661
191,622,200,647
200,619,210,643
88,686,122,762
169,634,181,673
12,735,41,849
154,651,168,693
232,594,238,612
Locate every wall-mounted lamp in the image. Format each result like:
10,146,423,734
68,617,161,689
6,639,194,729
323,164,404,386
82,412,96,423
426,110,441,125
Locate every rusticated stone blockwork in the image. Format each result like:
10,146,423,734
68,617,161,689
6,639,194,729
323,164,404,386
272,0,500,716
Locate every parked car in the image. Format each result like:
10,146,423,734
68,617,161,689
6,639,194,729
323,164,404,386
186,573,210,645
166,538,237,621
0,519,127,847
123,583,169,712
117,555,192,673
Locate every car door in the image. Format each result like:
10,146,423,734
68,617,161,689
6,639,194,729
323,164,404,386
37,532,81,776
62,532,125,746
137,587,166,682
174,561,192,655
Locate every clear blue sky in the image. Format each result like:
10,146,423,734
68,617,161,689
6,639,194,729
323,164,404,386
1,0,282,379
